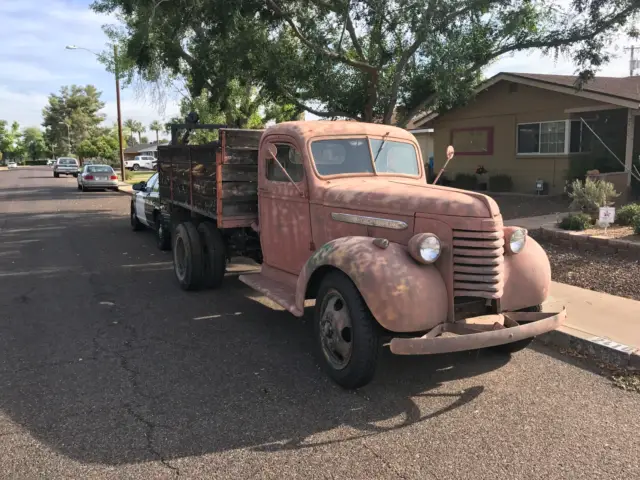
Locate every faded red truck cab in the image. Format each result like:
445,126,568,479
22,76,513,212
158,120,566,389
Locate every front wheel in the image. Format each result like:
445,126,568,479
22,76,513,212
130,203,143,231
490,305,542,354
132,164,140,171
53,172,59,178
314,271,379,389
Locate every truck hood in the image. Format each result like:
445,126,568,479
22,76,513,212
321,179,500,218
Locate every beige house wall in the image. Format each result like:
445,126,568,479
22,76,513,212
412,131,434,164
430,81,614,194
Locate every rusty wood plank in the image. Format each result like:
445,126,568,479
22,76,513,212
222,129,263,149
224,149,259,165
221,164,258,182
220,182,257,199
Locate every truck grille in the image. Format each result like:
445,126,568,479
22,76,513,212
452,225,505,299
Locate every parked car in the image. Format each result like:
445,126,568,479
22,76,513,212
77,164,119,192
7,161,18,169
130,172,170,250
53,157,79,177
124,155,156,171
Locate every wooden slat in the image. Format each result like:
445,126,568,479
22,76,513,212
223,129,263,149
221,164,258,182
220,182,257,199
225,150,259,165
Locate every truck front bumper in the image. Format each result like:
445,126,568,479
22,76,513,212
389,308,566,355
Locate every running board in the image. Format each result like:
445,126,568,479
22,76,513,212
239,273,303,317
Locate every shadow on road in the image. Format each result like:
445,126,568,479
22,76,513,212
0,206,509,466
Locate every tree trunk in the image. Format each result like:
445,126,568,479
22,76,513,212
155,131,159,144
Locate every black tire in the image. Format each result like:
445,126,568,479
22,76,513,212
132,164,140,171
77,184,82,191
154,213,171,251
81,185,87,192
197,222,227,289
314,271,379,389
54,172,59,178
172,222,204,291
490,305,542,354
130,202,143,231
73,173,78,178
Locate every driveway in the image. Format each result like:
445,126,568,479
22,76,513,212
0,167,638,479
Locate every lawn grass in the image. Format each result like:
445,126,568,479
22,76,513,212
121,170,154,185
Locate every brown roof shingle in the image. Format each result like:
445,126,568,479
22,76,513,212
507,73,640,103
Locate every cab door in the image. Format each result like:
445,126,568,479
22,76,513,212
258,139,312,275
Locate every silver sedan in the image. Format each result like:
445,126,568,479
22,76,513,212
77,165,119,192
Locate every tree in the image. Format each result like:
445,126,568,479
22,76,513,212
21,127,47,161
42,85,106,154
93,0,640,126
0,121,22,161
149,120,163,143
76,131,120,164
123,119,145,144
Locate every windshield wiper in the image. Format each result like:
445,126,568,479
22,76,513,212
373,131,391,166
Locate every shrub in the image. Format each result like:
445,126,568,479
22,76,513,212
617,203,640,226
558,213,593,231
568,178,619,214
453,173,477,190
489,174,514,192
633,215,640,235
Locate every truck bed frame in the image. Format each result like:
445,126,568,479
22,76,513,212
157,127,263,229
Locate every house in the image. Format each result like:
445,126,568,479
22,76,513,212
123,143,158,161
413,73,640,195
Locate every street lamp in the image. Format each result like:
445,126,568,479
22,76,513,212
59,122,71,154
66,44,126,181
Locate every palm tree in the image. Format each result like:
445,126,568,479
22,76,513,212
123,119,136,144
133,121,145,143
149,121,162,144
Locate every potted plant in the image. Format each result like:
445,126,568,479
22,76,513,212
475,165,489,191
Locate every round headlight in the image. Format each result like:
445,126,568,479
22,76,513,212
509,228,527,254
408,233,441,264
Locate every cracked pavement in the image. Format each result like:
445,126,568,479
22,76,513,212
0,167,639,479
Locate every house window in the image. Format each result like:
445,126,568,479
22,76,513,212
266,144,304,182
450,127,494,155
569,120,593,153
517,121,566,154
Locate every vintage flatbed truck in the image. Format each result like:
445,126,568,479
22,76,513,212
151,120,566,389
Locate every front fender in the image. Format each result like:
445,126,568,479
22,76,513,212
501,235,552,311
295,237,448,332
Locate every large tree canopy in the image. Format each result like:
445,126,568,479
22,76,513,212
42,85,106,155
92,0,639,126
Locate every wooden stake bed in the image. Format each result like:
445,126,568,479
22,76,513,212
157,129,263,228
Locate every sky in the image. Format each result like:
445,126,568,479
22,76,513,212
0,0,636,133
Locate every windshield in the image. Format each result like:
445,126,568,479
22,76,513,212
58,158,77,165
310,138,419,176
87,166,114,173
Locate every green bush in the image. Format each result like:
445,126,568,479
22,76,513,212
633,215,640,235
558,213,593,231
453,173,477,190
617,203,640,226
489,174,514,192
568,178,619,214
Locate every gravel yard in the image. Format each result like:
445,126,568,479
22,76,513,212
536,238,640,301
491,194,570,220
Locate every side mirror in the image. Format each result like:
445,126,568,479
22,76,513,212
132,181,146,192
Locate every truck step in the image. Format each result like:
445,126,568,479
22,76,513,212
238,273,303,317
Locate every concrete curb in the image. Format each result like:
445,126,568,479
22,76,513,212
537,327,640,372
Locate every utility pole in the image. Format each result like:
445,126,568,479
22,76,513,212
625,46,639,76
114,44,126,182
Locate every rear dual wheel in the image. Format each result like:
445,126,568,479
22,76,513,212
172,221,226,291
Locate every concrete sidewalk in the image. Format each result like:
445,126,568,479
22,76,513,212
507,214,639,370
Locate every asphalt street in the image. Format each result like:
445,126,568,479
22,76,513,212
0,166,639,479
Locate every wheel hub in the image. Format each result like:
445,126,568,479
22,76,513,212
319,290,353,370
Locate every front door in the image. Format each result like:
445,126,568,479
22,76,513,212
258,139,312,275
136,173,157,226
